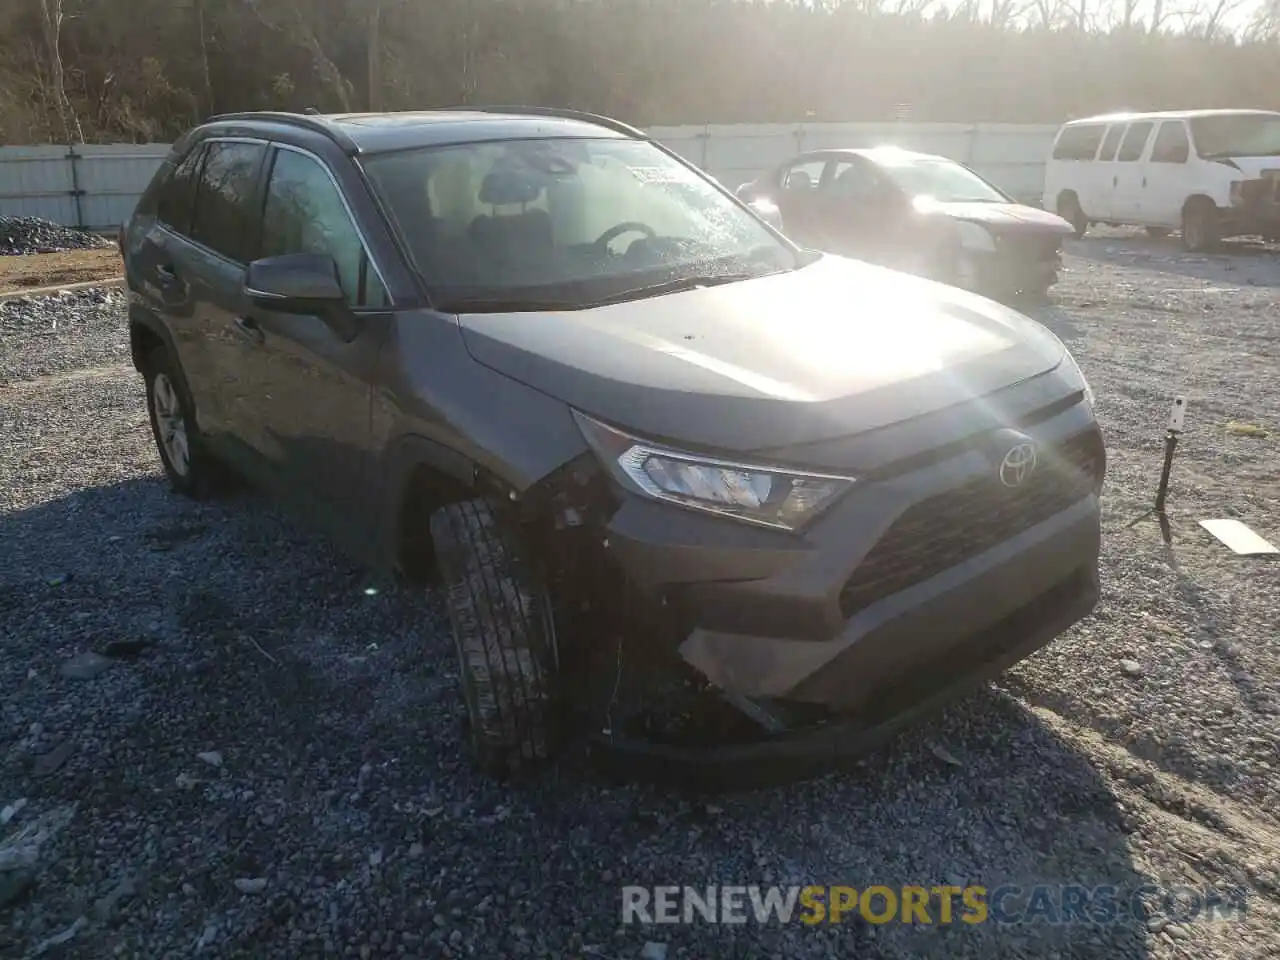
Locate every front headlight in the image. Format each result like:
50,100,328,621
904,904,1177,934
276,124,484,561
955,221,996,252
573,412,855,531
1058,344,1094,409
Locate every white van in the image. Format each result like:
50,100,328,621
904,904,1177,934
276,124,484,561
1042,109,1280,251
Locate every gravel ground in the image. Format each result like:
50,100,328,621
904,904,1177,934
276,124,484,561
0,218,113,258
2,234,1279,960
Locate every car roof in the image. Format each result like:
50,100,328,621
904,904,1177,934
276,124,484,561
796,146,951,164
192,107,641,155
1062,108,1280,126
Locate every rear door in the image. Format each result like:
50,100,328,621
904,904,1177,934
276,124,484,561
1089,123,1126,220
1111,121,1156,223
773,156,830,247
133,138,267,446
1049,122,1107,218
816,155,904,263
1142,120,1193,229
180,139,270,458
234,144,393,543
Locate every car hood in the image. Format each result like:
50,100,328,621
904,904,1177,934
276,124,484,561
457,255,1066,453
924,200,1076,234
1214,155,1280,178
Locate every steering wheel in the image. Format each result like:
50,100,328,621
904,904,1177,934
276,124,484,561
594,221,657,253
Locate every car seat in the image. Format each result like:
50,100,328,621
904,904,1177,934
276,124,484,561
468,169,554,278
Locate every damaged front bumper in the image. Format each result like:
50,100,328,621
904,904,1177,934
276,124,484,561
959,234,1064,300
586,401,1104,788
588,565,1098,790
1227,176,1280,237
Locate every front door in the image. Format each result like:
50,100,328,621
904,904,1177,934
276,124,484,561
233,145,391,547
1142,120,1194,229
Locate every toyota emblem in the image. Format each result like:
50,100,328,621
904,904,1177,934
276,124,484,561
998,442,1038,488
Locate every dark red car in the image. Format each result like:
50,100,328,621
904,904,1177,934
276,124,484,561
737,147,1076,303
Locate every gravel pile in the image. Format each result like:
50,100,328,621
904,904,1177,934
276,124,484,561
1,235,1278,959
0,216,114,257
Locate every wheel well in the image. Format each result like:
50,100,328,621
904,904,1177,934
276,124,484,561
130,321,164,372
395,463,474,581
1182,194,1215,217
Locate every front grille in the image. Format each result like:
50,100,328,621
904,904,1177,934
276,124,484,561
995,231,1061,263
837,431,1101,619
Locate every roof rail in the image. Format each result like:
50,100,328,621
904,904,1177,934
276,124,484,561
434,105,651,140
201,110,361,154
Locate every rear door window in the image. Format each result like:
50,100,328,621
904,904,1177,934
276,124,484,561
823,158,884,200
190,140,267,262
1149,122,1190,163
1052,124,1106,161
781,159,827,191
1098,124,1125,162
156,145,207,234
1117,122,1155,162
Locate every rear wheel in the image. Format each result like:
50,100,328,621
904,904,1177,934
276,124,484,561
1057,193,1088,239
142,346,230,498
430,499,557,778
1181,198,1220,253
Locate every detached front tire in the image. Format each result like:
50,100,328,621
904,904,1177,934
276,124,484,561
1182,198,1220,253
430,499,557,779
143,346,228,498
1057,193,1088,239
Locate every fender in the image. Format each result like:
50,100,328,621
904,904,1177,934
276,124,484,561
127,303,181,374
376,433,478,573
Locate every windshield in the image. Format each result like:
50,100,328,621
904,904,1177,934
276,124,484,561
873,154,1008,204
1189,114,1280,159
361,137,801,311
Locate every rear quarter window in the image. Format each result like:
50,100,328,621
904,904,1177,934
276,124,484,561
1052,124,1106,161
154,145,207,234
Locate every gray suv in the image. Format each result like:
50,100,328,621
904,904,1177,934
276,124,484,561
122,107,1105,786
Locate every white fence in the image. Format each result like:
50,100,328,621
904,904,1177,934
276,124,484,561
0,122,1058,231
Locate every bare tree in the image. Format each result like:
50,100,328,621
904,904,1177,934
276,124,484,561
37,0,83,142
367,0,383,111
244,0,354,111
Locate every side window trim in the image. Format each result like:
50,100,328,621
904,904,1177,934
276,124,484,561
180,135,270,268
1098,123,1125,162
266,142,392,310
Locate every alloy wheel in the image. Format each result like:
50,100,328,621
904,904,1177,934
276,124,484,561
152,372,190,477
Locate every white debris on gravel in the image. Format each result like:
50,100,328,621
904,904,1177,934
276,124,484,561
1,233,1278,959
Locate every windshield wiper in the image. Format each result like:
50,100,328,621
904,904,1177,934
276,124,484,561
587,271,772,307
438,296,583,314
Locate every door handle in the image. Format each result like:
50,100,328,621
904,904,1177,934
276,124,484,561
156,263,181,288
1142,176,1147,187
1113,175,1119,187
233,315,264,344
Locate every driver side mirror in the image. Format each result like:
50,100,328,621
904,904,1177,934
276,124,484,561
246,253,346,315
